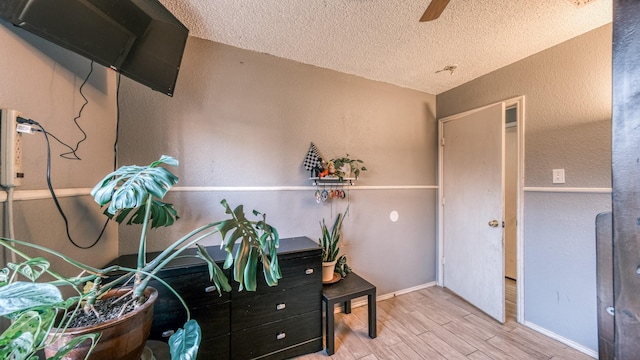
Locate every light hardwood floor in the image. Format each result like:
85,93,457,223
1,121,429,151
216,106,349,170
296,279,594,360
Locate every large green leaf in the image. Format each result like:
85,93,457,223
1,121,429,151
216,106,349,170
169,319,201,359
0,267,9,284
233,237,250,290
242,247,258,291
0,333,34,360
0,308,58,360
0,282,63,316
0,322,36,360
8,258,50,282
196,245,231,295
90,155,179,216
126,200,179,228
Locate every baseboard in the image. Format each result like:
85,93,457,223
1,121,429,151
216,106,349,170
334,281,437,313
523,321,597,359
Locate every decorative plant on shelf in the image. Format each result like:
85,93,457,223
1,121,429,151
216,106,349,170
319,207,350,282
330,154,367,180
0,155,281,360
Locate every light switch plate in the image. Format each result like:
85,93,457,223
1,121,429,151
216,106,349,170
552,169,565,184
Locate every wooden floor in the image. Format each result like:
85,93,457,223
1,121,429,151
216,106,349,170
296,279,593,360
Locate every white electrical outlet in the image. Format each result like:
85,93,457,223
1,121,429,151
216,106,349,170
0,108,24,187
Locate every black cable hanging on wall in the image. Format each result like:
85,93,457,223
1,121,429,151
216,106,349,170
18,60,121,249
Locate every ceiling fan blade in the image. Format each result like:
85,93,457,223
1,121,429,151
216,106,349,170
420,0,451,22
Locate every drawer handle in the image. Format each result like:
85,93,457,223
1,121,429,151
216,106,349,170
276,332,286,340
162,330,175,338
204,285,217,293
305,268,314,275
607,306,615,316
276,303,286,310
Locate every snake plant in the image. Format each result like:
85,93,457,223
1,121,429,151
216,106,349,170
320,207,349,262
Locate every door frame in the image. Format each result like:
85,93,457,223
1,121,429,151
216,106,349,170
437,95,525,323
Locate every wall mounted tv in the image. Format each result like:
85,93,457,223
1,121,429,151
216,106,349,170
0,0,189,96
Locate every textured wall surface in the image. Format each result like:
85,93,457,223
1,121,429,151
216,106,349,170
437,24,612,352
438,24,612,188
0,20,118,273
118,38,438,295
524,192,611,351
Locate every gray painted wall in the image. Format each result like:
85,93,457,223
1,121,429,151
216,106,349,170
0,21,118,274
437,24,612,352
118,38,438,296
524,192,610,350
437,24,612,189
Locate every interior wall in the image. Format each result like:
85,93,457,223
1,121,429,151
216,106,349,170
436,24,612,353
117,37,438,296
0,21,118,275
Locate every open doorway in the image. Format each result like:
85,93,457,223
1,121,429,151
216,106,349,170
505,106,518,321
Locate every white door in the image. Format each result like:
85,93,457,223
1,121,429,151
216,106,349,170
441,102,505,323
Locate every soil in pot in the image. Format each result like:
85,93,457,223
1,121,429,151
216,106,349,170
66,292,147,328
45,287,157,360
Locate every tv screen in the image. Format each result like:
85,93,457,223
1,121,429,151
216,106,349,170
0,0,188,96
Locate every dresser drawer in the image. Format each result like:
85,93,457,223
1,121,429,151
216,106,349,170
150,271,230,312
231,310,321,359
198,333,229,360
231,283,320,331
149,332,229,360
150,301,230,340
233,255,321,298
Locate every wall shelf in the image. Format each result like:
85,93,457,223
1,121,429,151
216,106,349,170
310,177,355,186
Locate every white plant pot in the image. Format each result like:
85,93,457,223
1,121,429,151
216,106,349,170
340,164,351,178
322,260,338,282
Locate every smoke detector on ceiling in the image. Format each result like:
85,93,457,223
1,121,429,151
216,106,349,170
567,0,599,7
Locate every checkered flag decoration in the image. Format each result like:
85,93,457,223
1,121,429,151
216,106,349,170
303,142,322,171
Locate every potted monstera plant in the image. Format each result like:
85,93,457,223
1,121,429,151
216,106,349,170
0,155,281,360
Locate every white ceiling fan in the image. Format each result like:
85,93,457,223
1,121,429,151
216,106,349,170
419,0,451,22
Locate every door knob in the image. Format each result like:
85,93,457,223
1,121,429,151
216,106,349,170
488,220,499,228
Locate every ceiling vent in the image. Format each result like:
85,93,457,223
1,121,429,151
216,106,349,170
567,0,599,7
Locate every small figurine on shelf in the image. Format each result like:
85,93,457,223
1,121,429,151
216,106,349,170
311,157,325,177
316,159,328,178
335,254,352,278
327,161,336,175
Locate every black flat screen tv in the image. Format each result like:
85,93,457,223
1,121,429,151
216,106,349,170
0,0,189,96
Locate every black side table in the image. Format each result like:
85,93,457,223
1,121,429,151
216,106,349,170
322,272,377,355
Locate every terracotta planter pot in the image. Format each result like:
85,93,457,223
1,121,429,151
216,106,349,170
322,260,338,282
45,287,158,360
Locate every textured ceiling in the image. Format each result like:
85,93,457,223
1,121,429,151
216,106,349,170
159,0,612,95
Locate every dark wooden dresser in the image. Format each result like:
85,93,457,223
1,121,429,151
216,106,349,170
108,236,322,360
